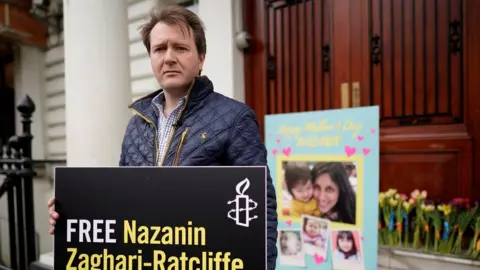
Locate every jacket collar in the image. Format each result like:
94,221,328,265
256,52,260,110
128,75,214,123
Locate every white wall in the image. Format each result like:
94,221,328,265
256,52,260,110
198,0,245,102
128,0,160,101
44,34,66,159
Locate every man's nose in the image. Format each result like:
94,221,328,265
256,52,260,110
164,48,176,63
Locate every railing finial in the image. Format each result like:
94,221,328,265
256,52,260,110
17,94,36,116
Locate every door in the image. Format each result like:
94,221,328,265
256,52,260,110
354,0,475,201
243,0,479,201
243,0,353,137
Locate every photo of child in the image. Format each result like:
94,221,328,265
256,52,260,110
330,229,364,270
301,215,330,257
283,162,319,217
278,229,306,267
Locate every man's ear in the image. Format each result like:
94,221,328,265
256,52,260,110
198,53,205,71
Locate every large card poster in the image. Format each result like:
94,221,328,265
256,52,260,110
53,167,267,269
265,106,379,270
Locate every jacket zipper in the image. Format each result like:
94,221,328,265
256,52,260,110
159,80,195,166
172,128,189,166
130,108,159,165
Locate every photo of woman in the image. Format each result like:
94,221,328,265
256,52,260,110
310,162,357,224
279,161,358,225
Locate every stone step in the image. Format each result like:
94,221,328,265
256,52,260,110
378,247,480,270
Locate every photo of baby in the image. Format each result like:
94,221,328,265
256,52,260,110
301,215,330,257
278,229,306,267
279,161,357,225
330,229,364,270
283,162,320,217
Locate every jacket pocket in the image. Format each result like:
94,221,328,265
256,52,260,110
173,127,189,166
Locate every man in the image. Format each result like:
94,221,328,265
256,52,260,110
47,4,278,268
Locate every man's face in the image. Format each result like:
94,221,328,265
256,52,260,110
149,22,204,90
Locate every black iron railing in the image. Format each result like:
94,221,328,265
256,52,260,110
0,94,64,270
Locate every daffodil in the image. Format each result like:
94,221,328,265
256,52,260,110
438,204,452,216
389,198,398,207
386,189,397,197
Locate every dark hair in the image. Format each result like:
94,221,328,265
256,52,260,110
311,162,356,224
344,163,356,176
139,4,206,55
284,162,311,195
336,230,358,259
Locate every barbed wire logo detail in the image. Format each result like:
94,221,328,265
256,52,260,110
227,178,258,227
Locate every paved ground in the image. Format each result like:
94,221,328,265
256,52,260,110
36,249,480,270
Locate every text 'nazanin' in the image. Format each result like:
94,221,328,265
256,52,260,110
66,219,206,246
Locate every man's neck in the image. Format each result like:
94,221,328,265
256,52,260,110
163,87,189,115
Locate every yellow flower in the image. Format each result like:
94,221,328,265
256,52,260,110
379,192,385,206
424,205,435,212
420,190,428,199
386,189,397,197
403,201,412,212
389,198,398,207
438,204,452,216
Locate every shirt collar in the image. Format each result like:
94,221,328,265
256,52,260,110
151,91,187,112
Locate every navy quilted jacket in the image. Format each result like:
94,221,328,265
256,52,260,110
119,76,278,268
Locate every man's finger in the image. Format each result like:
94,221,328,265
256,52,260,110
47,197,55,207
49,209,58,219
49,217,56,226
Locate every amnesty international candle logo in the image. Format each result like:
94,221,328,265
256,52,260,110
54,167,267,270
227,178,258,227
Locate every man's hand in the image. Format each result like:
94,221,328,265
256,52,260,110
48,197,59,235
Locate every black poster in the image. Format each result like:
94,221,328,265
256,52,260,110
54,166,267,270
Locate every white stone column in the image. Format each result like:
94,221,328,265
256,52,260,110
63,0,132,166
14,46,46,160
198,0,245,101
